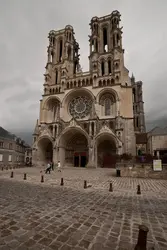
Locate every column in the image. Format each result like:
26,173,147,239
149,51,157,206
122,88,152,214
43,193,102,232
53,125,55,138
53,147,58,165
116,100,120,116
59,147,65,167
48,47,51,63
39,100,42,123
89,122,92,136
87,140,95,168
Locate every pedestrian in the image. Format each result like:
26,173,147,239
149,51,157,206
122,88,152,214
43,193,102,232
45,162,51,174
57,160,61,172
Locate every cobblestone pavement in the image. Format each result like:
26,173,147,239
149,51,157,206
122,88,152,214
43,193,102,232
0,167,167,197
0,168,167,250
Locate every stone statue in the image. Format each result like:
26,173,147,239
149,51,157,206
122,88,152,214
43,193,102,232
116,114,122,129
77,63,82,73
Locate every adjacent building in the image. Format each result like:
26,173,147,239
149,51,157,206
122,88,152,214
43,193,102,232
0,126,29,167
147,127,167,158
32,10,146,168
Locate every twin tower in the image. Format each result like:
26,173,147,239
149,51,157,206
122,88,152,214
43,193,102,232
33,11,145,167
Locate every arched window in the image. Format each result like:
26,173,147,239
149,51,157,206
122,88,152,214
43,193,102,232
67,46,71,60
59,39,63,62
55,70,58,84
104,98,111,116
108,59,111,74
101,61,105,76
51,51,54,63
69,33,71,41
103,27,108,52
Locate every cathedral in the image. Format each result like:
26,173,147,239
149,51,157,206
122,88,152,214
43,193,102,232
32,10,145,168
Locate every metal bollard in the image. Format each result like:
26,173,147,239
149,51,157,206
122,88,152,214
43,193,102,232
84,180,87,189
60,178,64,186
41,175,44,183
109,182,113,192
135,225,149,250
10,171,14,178
137,184,141,195
24,173,27,180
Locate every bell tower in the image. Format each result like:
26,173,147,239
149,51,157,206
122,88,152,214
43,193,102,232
89,11,126,86
44,25,80,91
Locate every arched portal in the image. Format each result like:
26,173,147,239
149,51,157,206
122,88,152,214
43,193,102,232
38,138,53,163
96,134,117,168
59,130,88,167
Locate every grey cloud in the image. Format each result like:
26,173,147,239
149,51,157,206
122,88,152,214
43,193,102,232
0,0,167,137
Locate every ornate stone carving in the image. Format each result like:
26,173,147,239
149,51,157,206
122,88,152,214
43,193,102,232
100,123,111,133
99,93,115,105
39,124,52,138
116,114,123,129
69,96,92,119
69,117,77,127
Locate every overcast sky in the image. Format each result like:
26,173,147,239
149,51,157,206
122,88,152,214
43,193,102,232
0,0,167,134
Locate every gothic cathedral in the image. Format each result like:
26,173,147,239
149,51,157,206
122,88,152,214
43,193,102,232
32,11,145,168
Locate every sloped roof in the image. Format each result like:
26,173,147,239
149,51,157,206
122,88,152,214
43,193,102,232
0,126,29,147
148,126,167,136
0,126,14,139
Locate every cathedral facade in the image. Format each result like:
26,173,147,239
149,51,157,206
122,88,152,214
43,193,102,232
32,11,145,168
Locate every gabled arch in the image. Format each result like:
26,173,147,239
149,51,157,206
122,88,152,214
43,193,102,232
37,135,53,146
58,126,89,148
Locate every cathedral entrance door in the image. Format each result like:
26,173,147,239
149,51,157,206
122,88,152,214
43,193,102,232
74,152,87,167
64,132,88,167
74,154,79,167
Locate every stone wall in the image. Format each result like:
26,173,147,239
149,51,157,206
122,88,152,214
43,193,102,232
117,163,167,180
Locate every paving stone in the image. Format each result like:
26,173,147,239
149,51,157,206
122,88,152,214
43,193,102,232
0,168,167,249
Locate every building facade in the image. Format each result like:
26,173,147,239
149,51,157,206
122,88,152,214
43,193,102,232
147,127,167,158
32,11,145,168
0,127,28,167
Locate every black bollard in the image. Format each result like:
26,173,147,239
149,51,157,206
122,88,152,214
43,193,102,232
24,173,27,180
84,180,87,189
41,175,44,183
137,184,141,195
135,225,149,250
10,171,14,178
60,178,64,186
109,182,113,192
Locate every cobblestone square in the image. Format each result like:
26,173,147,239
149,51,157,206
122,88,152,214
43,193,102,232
0,167,167,249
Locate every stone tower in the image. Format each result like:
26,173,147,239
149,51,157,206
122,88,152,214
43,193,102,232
131,74,146,133
32,10,145,168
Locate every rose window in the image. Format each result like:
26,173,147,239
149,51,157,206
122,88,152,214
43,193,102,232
69,96,92,119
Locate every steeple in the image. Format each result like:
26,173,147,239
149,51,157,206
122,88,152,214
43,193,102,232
131,73,135,83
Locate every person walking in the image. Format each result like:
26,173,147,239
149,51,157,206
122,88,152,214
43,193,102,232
45,162,51,174
57,161,61,172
